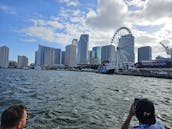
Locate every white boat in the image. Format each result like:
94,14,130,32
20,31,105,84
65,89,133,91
22,66,29,70
98,61,114,74
34,66,41,70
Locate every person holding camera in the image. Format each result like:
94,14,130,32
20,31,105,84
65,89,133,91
121,98,165,129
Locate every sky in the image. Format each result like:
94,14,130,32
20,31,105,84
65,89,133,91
0,0,172,64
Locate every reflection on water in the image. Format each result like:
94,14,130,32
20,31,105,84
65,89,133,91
0,69,172,129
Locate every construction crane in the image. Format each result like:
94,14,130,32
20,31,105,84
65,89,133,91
160,42,171,55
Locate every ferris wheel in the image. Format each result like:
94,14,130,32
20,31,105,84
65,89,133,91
111,27,132,71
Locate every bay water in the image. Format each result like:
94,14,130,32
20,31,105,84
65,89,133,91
0,69,171,129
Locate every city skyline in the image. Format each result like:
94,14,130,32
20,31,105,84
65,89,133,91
1,36,172,67
1,0,172,64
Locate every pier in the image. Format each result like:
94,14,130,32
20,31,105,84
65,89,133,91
117,68,172,79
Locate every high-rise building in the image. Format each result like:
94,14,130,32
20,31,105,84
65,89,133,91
35,51,38,66
91,47,101,64
138,46,152,62
35,45,61,66
72,39,78,46
0,46,9,68
101,45,115,63
61,51,65,65
78,34,89,64
89,51,92,64
118,34,135,63
9,61,17,68
17,56,28,68
54,49,61,64
65,44,77,67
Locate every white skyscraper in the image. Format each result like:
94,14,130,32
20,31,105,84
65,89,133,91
65,44,77,67
101,45,115,63
78,34,89,64
17,56,28,68
0,46,9,68
118,34,135,63
138,46,152,62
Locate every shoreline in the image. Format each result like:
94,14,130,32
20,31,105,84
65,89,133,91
1,67,172,79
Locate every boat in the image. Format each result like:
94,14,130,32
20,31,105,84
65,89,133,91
34,66,42,70
22,66,29,70
98,61,115,74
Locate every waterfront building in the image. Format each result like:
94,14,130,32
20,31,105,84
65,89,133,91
78,34,89,64
101,45,115,63
136,56,172,68
91,47,101,64
118,34,135,63
138,46,152,62
89,51,92,64
17,56,28,68
35,45,61,66
61,51,65,65
65,44,77,67
35,51,39,66
9,61,17,68
54,48,61,65
0,46,9,68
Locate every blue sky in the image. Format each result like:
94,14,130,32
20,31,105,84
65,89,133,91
0,0,172,64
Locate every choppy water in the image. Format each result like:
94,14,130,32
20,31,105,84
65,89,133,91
0,69,172,129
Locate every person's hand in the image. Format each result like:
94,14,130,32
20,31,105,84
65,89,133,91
121,103,135,129
129,103,135,117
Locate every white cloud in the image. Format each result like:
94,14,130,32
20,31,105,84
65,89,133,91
22,26,70,44
86,0,128,30
124,0,145,8
30,19,64,29
128,0,172,25
47,21,64,29
57,0,79,6
73,9,80,16
86,0,172,30
21,7,86,45
86,8,97,18
20,38,37,43
144,0,172,19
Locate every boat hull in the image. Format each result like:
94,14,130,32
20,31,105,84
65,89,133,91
98,66,114,74
101,69,114,74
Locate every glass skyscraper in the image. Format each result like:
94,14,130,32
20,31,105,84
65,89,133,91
91,47,101,64
138,46,152,62
118,34,135,63
77,34,89,64
101,45,115,63
35,45,61,66
54,49,61,64
61,51,65,65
